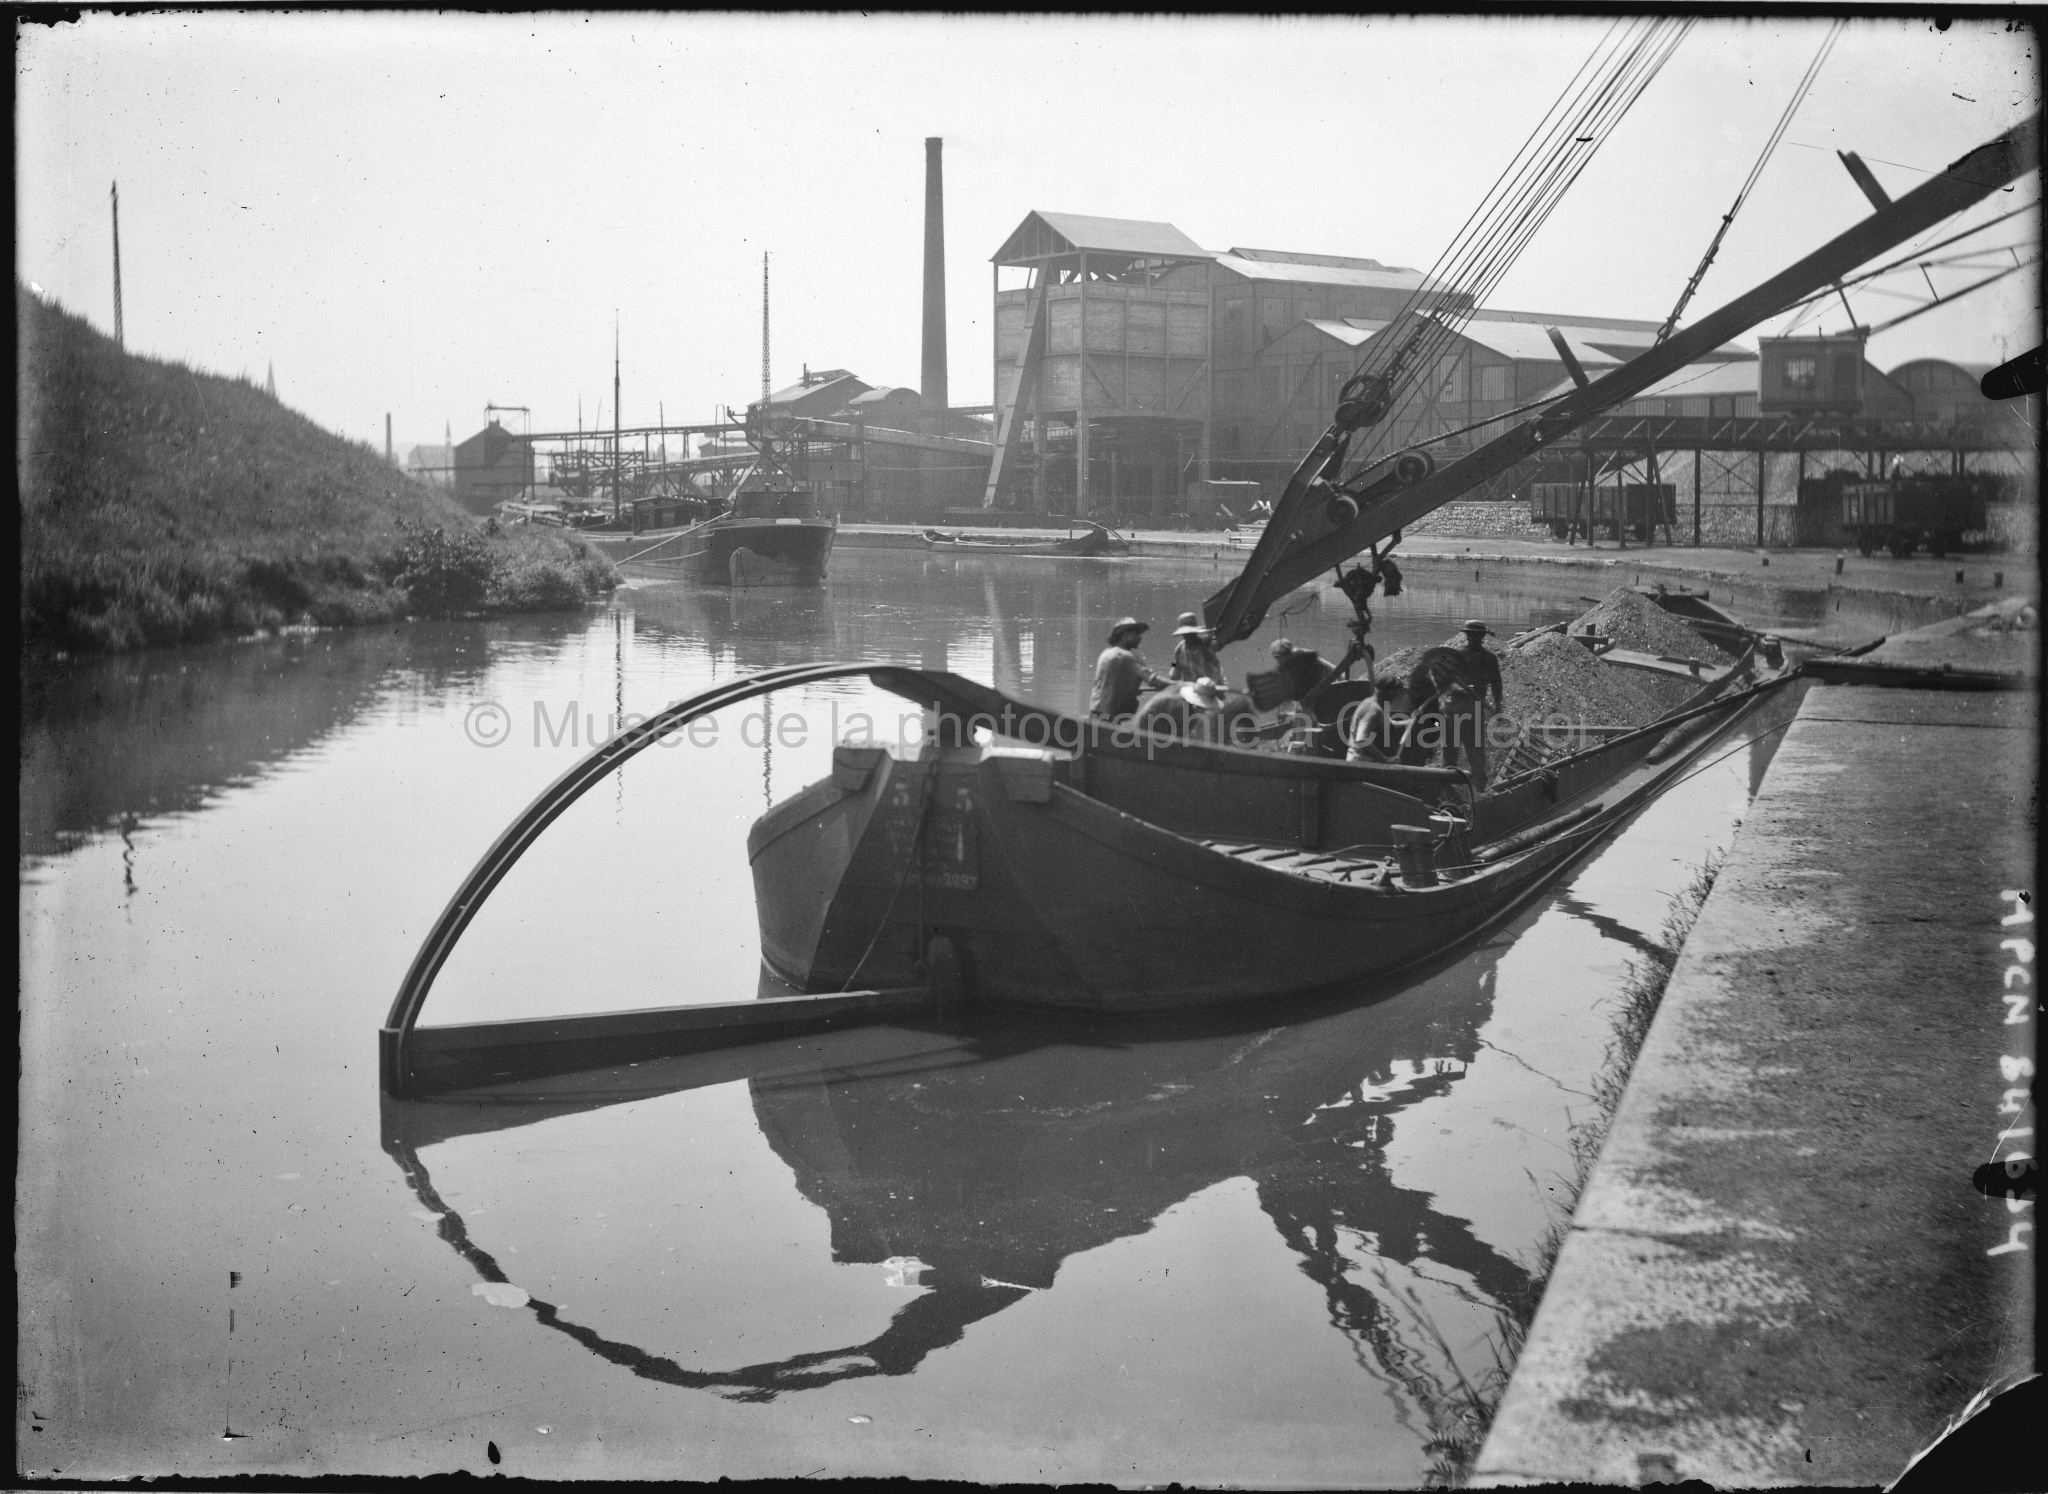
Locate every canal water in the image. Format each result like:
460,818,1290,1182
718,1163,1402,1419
20,550,1799,1484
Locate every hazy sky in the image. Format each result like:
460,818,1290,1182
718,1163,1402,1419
17,13,2040,453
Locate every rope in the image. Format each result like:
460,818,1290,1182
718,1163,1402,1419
836,743,944,994
1331,18,1695,485
1656,21,1843,343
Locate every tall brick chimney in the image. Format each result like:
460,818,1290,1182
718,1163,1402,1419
921,136,948,415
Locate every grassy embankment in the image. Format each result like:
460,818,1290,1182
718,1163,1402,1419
19,285,615,652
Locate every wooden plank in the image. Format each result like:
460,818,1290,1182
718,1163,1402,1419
386,986,936,1096
407,987,934,1054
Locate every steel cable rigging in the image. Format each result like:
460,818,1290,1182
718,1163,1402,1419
1655,20,1845,344
1316,17,1695,488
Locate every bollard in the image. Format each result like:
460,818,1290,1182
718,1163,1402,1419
1956,569,1965,584
1996,571,2005,588
1761,554,1770,566
1391,825,1439,887
1835,554,1845,575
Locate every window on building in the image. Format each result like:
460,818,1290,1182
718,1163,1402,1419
1783,356,1819,392
1220,300,1247,355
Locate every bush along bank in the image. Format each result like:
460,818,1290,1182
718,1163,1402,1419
18,284,616,653
23,522,618,653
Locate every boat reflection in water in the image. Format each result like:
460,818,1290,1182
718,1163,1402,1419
382,921,1533,1474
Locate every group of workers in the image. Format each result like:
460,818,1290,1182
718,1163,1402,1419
1089,612,1252,743
1089,612,1504,788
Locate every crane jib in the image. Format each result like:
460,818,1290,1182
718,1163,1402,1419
1204,111,2040,645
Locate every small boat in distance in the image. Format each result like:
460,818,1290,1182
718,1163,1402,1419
922,520,1126,557
586,487,836,586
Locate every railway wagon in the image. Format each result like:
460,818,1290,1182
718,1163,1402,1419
1841,474,1996,558
1530,482,1676,542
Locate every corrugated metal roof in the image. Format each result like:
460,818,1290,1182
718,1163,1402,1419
1300,317,1390,347
1027,211,1213,258
1213,254,1424,290
1630,359,1761,399
1888,356,1995,380
1462,307,1663,335
1450,320,1627,367
760,372,870,408
1227,247,1419,274
1531,359,1760,404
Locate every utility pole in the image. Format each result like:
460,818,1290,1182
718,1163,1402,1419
761,253,771,405
110,181,125,349
613,313,622,523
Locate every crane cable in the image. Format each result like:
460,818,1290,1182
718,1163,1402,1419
1328,18,1695,486
1655,20,1846,344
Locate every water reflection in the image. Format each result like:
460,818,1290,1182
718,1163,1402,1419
20,625,493,863
383,923,1526,1453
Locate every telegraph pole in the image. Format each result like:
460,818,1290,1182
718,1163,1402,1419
612,313,622,523
761,253,771,404
110,181,125,349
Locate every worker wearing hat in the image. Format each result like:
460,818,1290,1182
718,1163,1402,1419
1168,611,1224,687
1401,619,1505,788
1090,616,1169,722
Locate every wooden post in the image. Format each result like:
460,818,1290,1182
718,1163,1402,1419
1200,269,1214,483
1693,446,1702,547
1076,256,1090,514
110,181,124,350
1756,440,1766,548
1031,270,1047,513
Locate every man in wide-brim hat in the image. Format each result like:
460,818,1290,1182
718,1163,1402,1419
1400,619,1505,787
1168,611,1223,686
1090,616,1168,721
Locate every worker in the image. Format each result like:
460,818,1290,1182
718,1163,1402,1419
1168,612,1223,684
1090,616,1169,722
1137,675,1259,746
1343,676,1401,763
1402,620,1504,788
1267,638,1334,702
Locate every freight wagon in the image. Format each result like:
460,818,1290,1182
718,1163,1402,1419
1530,482,1676,542
1841,474,1996,558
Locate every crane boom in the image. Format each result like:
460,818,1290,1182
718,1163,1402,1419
1204,111,2040,645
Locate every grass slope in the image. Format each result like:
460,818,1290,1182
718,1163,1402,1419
19,285,613,651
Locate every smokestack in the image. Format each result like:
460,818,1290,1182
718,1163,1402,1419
921,137,948,414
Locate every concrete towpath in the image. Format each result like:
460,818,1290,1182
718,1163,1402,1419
1472,605,2037,1487
839,524,2023,643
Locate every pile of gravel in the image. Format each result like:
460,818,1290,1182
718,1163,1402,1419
1499,628,1669,729
1366,588,1733,755
1572,587,1735,664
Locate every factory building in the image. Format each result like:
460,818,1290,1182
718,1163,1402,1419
452,419,535,514
984,211,1762,515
